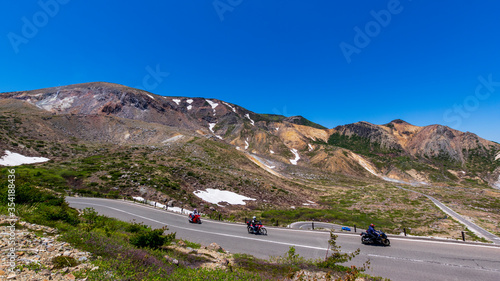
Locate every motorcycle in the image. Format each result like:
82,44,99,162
361,230,390,246
247,221,267,235
188,213,202,224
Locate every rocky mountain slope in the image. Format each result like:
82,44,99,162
2,82,500,239
2,82,498,188
329,119,500,186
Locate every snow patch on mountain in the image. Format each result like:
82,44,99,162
147,94,156,100
209,123,216,133
208,123,223,140
206,100,218,115
194,188,256,206
245,140,249,150
187,105,192,110
495,152,500,161
222,101,236,113
206,100,218,109
270,150,275,154
0,150,50,166
186,99,193,104
289,149,300,165
245,114,255,126
308,144,314,151
172,99,181,105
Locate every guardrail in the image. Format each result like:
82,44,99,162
71,195,486,244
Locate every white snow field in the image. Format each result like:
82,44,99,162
0,150,50,166
289,149,300,165
244,114,255,126
193,188,256,206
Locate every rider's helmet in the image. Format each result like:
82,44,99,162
194,208,197,212
370,223,375,227
253,216,256,220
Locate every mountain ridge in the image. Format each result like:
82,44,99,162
1,82,499,188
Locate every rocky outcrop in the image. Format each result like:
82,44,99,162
0,217,93,281
333,119,500,165
1,83,499,186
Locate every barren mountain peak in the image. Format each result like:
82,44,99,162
390,119,409,124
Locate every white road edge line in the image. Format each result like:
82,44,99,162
364,254,500,274
71,201,329,252
67,198,500,250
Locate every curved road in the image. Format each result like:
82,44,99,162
66,197,500,281
397,186,500,244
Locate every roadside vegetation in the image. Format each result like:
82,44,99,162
0,180,388,280
2,107,498,244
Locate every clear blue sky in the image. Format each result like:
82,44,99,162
1,1,500,142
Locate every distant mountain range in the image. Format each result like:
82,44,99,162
1,82,499,189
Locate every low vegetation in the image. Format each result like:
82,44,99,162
0,181,386,280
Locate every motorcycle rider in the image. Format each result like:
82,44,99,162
250,216,259,232
189,208,199,221
367,223,379,240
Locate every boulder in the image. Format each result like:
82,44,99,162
207,243,224,252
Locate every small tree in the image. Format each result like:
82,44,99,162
81,207,99,231
318,230,370,280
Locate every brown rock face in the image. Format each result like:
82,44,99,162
1,82,498,186
333,119,499,165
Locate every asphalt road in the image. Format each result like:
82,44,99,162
66,197,500,281
397,186,500,244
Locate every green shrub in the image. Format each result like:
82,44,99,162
51,256,78,269
126,221,149,233
129,227,176,249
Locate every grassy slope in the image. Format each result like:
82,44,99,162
0,181,385,280
1,106,499,241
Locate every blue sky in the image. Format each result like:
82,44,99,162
1,1,500,142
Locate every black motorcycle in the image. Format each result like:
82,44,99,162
360,230,390,246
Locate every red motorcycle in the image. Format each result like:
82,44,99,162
189,213,202,224
247,221,267,235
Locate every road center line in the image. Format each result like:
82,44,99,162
73,202,329,252
68,198,500,250
365,254,500,274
